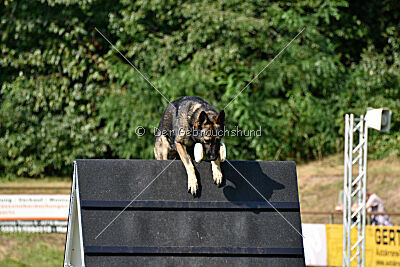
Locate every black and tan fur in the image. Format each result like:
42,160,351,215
154,96,225,195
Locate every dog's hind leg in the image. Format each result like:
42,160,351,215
211,159,223,186
175,142,198,196
154,135,170,160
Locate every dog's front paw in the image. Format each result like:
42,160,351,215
211,163,223,186
212,169,223,186
188,174,198,196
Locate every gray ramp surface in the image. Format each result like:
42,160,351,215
75,159,305,266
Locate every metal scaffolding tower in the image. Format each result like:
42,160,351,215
343,114,367,267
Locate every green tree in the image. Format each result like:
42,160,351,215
0,0,399,177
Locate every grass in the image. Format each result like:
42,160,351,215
0,176,71,194
0,232,65,266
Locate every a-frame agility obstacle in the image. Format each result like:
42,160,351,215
64,159,305,266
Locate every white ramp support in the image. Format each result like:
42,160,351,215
64,162,85,267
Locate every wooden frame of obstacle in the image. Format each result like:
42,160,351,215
64,162,85,266
64,159,305,266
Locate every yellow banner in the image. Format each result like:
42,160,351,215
326,224,400,267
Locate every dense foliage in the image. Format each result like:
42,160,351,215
1,0,399,177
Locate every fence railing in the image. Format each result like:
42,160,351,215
301,210,400,224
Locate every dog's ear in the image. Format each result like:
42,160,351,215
198,111,209,125
216,110,225,125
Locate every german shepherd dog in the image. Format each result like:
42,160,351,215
154,96,225,196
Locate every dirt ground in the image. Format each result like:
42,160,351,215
298,155,400,224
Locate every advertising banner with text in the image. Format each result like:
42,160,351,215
0,195,69,221
326,224,400,267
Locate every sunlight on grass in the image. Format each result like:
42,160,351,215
0,232,65,266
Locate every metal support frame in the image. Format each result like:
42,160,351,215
343,114,368,267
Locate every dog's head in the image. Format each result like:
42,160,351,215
194,110,225,161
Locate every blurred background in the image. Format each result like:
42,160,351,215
0,0,399,266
